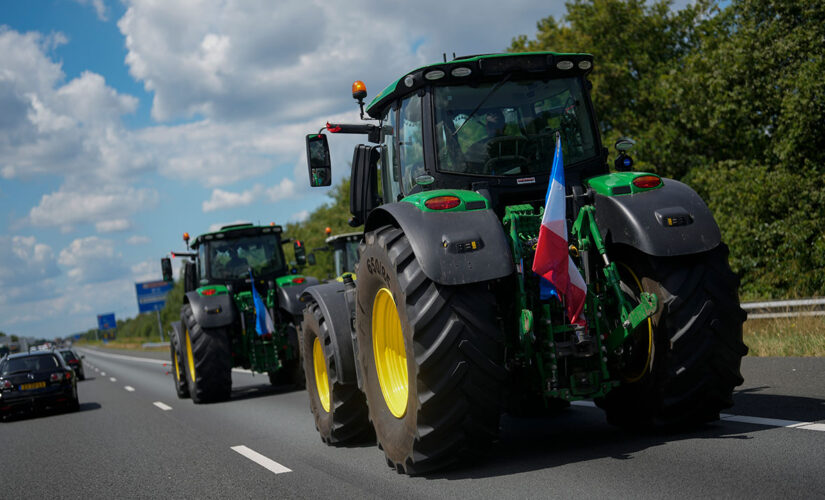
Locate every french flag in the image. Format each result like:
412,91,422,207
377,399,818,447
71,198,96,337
531,134,588,327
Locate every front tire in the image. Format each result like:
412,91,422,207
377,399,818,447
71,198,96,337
598,244,748,427
355,225,505,474
181,303,232,404
300,301,372,444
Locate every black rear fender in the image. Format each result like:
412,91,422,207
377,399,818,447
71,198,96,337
365,203,514,286
276,277,320,321
593,178,721,257
184,291,236,329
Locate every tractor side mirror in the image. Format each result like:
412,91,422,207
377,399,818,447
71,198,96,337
306,134,332,187
160,257,173,282
294,240,307,266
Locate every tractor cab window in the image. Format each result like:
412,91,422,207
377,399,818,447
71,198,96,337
398,93,425,194
197,244,207,282
208,234,285,280
380,105,402,203
433,77,597,176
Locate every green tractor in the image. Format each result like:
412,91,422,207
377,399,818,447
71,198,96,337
164,223,319,403
299,52,747,473
312,229,362,279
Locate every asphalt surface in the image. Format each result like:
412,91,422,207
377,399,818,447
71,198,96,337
2,348,824,499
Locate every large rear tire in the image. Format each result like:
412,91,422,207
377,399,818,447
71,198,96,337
597,244,748,427
169,326,190,399
181,303,232,404
300,301,372,444
355,225,505,474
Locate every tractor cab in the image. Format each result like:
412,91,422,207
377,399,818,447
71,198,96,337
306,52,607,219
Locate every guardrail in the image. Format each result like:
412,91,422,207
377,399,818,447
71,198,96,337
741,298,825,319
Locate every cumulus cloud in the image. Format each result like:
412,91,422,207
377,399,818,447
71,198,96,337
0,236,60,286
202,177,297,212
127,235,151,245
29,186,158,229
96,219,132,233
289,210,310,223
58,236,129,283
74,0,109,21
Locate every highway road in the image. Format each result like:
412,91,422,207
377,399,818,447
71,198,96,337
3,347,824,499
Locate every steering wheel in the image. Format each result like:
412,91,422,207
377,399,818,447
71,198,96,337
481,136,530,174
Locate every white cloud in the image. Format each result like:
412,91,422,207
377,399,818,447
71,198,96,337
127,235,151,245
289,210,310,223
58,236,129,283
96,219,132,233
74,0,108,21
29,186,158,229
202,177,297,212
0,235,60,287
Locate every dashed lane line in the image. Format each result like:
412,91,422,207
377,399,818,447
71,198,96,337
721,414,825,432
124,386,135,392
153,401,172,411
231,445,291,474
110,377,117,382
101,372,106,376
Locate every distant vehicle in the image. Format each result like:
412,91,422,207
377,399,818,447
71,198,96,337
58,349,86,381
0,350,79,419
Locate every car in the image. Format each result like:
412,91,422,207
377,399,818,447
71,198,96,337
0,350,79,419
58,348,86,381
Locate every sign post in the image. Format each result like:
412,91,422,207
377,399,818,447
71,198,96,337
135,280,174,342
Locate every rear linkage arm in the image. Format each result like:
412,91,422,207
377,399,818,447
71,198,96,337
572,205,657,352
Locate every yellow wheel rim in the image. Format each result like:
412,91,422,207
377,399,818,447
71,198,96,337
617,263,653,383
185,328,196,382
173,347,181,382
313,337,331,412
372,288,408,418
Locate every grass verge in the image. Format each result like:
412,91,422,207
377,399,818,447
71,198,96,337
744,315,825,356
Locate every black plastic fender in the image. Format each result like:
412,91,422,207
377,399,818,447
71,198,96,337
301,282,359,386
365,203,514,286
184,291,236,329
276,277,320,320
593,178,721,257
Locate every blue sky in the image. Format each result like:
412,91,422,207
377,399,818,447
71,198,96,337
1,0,577,339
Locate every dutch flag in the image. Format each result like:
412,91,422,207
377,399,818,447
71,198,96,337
531,134,588,327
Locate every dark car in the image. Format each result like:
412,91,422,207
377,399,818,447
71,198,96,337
0,350,79,419
58,348,85,380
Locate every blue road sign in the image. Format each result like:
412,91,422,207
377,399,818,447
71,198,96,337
97,313,116,331
135,280,173,313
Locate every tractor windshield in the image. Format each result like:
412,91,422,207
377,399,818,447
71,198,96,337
433,77,598,176
333,239,360,276
207,234,286,280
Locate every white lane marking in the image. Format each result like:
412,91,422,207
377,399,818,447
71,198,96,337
720,414,825,432
110,377,117,382
78,348,251,373
101,372,106,376
570,401,825,433
231,445,291,474
124,386,135,392
94,368,99,372
153,401,172,411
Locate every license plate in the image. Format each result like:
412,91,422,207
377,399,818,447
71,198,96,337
20,381,46,391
